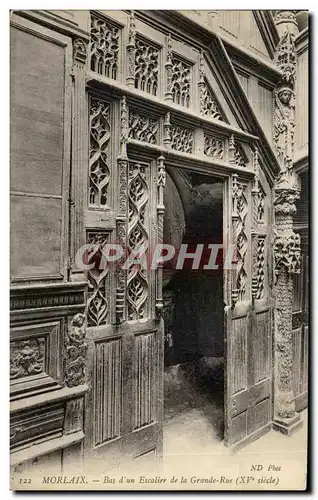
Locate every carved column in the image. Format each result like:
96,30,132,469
116,96,129,323
272,11,302,435
70,37,89,281
164,34,173,102
155,156,166,317
65,313,87,387
126,11,136,88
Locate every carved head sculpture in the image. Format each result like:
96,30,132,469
278,86,293,105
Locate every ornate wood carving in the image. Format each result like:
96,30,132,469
90,13,119,79
171,54,192,107
126,10,136,87
134,37,159,96
89,97,111,208
229,134,247,168
165,34,173,102
156,156,166,316
127,161,149,320
116,96,129,323
198,52,224,120
86,231,110,327
10,286,85,311
94,339,121,444
171,124,193,154
163,112,171,147
10,339,45,380
231,174,248,305
204,134,225,160
252,235,266,300
73,38,87,65
128,110,158,144
65,313,87,387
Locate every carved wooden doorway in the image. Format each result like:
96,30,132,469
223,169,274,449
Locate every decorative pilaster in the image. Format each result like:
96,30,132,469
65,313,87,387
70,37,88,281
126,11,136,88
164,34,173,102
155,156,166,317
163,112,171,148
116,96,129,323
272,11,302,435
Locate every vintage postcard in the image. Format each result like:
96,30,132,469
10,9,309,491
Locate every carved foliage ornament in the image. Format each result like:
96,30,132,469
231,175,248,305
90,13,119,79
89,97,111,208
129,111,158,144
65,313,87,387
204,135,225,160
86,231,110,327
171,124,193,154
275,31,297,86
199,78,224,120
127,162,149,320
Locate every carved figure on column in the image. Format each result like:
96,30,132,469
65,313,87,387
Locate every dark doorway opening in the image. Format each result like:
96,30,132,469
162,169,224,450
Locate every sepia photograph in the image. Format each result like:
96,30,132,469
9,8,309,491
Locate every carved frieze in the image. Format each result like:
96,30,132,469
89,97,111,208
204,135,225,160
65,313,87,387
90,13,119,79
128,110,158,144
10,339,45,380
171,124,193,154
135,37,159,96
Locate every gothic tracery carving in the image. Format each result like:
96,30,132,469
171,55,192,107
171,125,193,154
86,231,110,327
253,235,265,300
89,98,111,208
73,38,87,65
90,13,119,79
135,37,159,96
128,111,158,144
127,162,149,320
204,135,225,160
65,313,87,387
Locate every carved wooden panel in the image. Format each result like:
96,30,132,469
128,110,159,144
254,311,270,383
134,332,157,430
171,124,193,154
86,230,110,327
94,339,122,445
10,321,61,396
89,97,111,208
90,12,120,79
204,134,225,160
292,327,302,396
10,403,64,451
171,55,192,107
10,25,67,281
127,161,150,321
230,317,248,395
135,36,159,96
